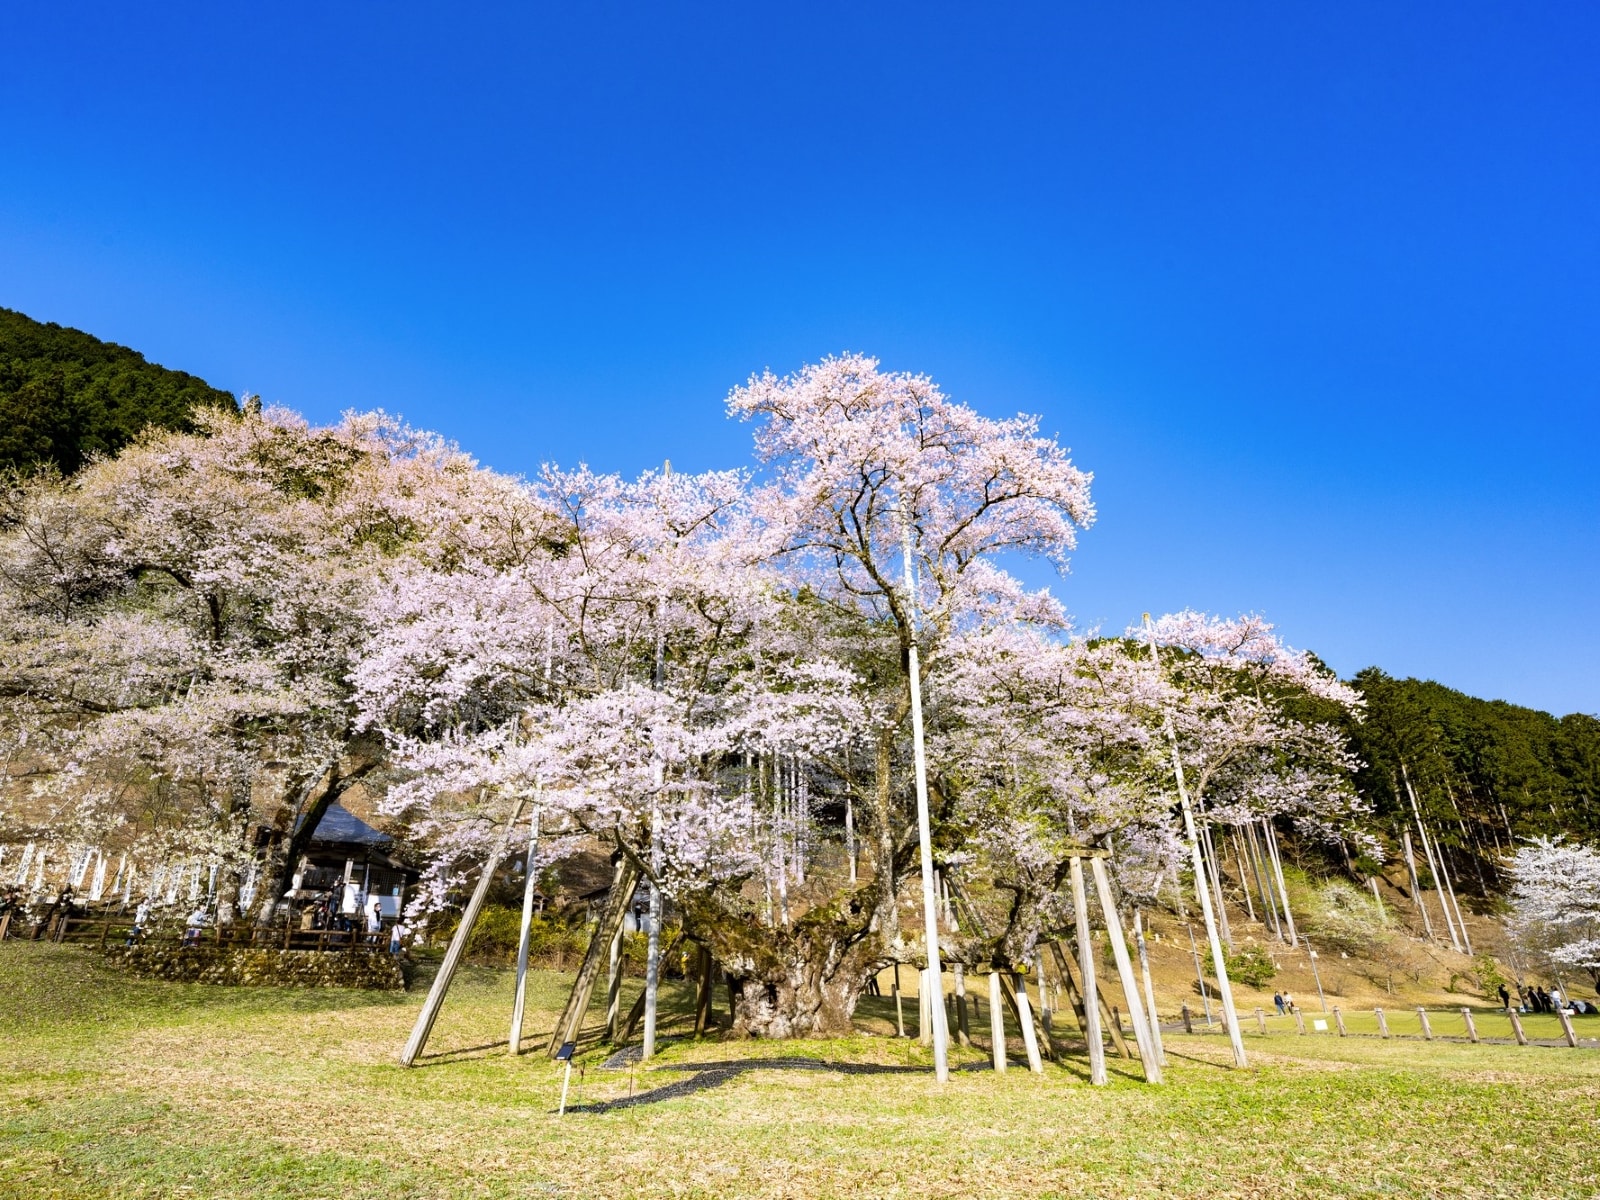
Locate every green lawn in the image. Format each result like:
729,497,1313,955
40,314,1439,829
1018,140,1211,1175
2,942,1597,1199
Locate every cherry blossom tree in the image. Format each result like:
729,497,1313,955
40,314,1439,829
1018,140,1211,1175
1506,837,1600,987
0,404,541,921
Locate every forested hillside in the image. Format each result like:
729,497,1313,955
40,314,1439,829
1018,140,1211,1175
1346,669,1600,880
0,307,237,473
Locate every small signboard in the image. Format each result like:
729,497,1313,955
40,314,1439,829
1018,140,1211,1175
1312,1019,1328,1031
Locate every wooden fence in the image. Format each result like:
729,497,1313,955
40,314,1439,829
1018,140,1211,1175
1,910,397,954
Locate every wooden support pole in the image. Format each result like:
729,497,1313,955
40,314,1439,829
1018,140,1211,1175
617,930,682,1045
1255,1007,1267,1034
1013,973,1044,1074
1133,910,1167,1068
547,856,642,1057
1090,855,1161,1082
953,963,971,1046
988,970,1007,1072
1262,818,1297,946
1462,1007,1478,1043
1417,1007,1433,1040
1293,1007,1306,1035
604,925,624,1040
1400,827,1436,940
508,803,542,1056
1375,1007,1390,1038
1034,948,1053,1034
997,970,1055,1063
1508,1008,1528,1046
401,797,528,1067
1047,940,1091,1035
893,962,906,1038
919,968,932,1046
1181,1003,1193,1034
1069,857,1107,1086
1332,1006,1347,1036
693,946,714,1037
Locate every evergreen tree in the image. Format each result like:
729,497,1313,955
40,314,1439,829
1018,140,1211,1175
0,307,237,473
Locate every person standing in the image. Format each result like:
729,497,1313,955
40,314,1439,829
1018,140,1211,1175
1273,992,1286,1015
128,899,151,945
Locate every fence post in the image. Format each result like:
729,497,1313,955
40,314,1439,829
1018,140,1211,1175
1461,1008,1478,1043
1508,1008,1528,1046
1375,1007,1390,1038
1332,1006,1346,1036
1293,1007,1306,1035
1555,1005,1579,1048
1181,1003,1193,1034
1416,1007,1433,1040
1255,1007,1267,1034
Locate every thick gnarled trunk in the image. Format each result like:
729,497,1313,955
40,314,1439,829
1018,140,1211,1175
689,726,906,1039
726,951,869,1038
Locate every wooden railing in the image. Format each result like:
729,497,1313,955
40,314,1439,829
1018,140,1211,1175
5,911,400,953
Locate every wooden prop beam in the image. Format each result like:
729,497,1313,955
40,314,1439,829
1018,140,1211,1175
546,856,643,1057
618,930,684,1044
507,804,542,1056
996,970,1056,1063
1069,856,1107,1085
1090,856,1162,1083
693,945,715,1036
400,796,528,1067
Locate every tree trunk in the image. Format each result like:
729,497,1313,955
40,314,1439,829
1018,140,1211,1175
253,745,378,926
720,926,879,1038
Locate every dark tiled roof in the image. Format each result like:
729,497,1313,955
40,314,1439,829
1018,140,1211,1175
297,802,391,846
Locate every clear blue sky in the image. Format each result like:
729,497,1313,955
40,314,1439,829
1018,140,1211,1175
2,4,1596,715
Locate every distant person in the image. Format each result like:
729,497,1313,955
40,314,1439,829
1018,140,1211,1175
1283,991,1296,1013
1273,992,1286,1015
389,921,404,955
1498,984,1511,1010
365,896,382,940
183,905,206,946
127,900,151,945
1549,986,1563,1010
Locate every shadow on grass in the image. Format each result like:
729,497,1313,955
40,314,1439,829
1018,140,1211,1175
564,1055,966,1113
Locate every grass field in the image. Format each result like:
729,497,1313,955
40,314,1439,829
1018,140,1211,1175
3,943,1598,1199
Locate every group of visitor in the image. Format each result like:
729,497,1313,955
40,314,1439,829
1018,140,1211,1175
1272,991,1297,1014
1498,982,1595,1015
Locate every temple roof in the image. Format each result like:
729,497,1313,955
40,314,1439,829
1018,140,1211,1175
297,802,391,847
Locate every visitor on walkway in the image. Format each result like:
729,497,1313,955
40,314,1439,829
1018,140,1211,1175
127,900,151,945
1498,984,1511,1010
1273,992,1286,1015
183,905,207,946
365,896,382,942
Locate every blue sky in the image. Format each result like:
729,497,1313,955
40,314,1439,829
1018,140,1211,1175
2,4,1596,715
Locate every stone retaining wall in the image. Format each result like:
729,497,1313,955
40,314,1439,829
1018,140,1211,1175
103,944,406,990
